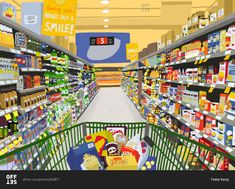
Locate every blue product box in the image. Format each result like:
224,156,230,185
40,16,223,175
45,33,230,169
67,142,103,170
225,124,235,147
140,157,157,171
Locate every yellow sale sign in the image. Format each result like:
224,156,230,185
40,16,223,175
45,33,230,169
126,43,139,62
41,0,77,36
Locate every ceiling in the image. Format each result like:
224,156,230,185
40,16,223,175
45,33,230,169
2,0,216,51
6,0,215,30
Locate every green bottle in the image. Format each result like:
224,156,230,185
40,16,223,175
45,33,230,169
13,116,18,132
51,50,58,65
0,126,3,139
4,125,8,138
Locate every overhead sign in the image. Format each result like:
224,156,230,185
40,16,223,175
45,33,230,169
126,43,139,62
41,0,77,36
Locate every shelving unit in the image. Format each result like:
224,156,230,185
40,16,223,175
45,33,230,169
0,14,97,159
122,13,235,165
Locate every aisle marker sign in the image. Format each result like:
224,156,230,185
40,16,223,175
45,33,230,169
41,0,77,36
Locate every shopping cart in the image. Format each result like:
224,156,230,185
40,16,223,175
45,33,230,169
0,122,234,171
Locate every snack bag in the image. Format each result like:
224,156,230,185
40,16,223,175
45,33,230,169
85,131,114,156
105,156,138,170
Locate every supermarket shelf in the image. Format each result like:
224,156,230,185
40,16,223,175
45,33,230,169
141,91,235,157
122,87,140,111
20,68,47,72
0,16,93,68
124,50,235,72
145,77,235,89
0,106,18,117
17,85,46,94
48,82,80,91
20,113,48,133
43,63,82,71
19,99,47,114
0,134,21,150
0,46,22,55
77,88,99,120
124,13,235,70
151,90,235,126
0,80,18,86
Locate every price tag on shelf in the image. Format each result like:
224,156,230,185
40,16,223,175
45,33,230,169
196,57,200,60
5,80,12,84
194,108,200,112
198,59,203,64
12,111,19,117
5,114,12,121
227,115,235,121
0,111,5,117
10,49,16,53
215,115,222,121
8,143,14,150
0,81,5,85
16,50,21,54
18,136,23,142
228,83,235,88
35,52,41,57
13,140,19,146
224,86,231,94
201,56,205,60
208,85,215,93
224,55,231,60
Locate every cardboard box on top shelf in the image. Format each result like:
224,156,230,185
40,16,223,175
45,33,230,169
166,30,175,46
208,1,218,24
161,34,167,49
143,48,148,57
192,11,206,32
187,15,193,34
174,26,183,41
138,51,143,59
217,0,234,21
147,42,158,54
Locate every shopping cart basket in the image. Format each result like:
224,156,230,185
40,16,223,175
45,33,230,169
0,122,234,171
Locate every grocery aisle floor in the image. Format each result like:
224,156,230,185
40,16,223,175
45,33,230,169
78,87,145,122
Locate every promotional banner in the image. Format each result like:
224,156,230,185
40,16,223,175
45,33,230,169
41,0,77,36
126,43,138,62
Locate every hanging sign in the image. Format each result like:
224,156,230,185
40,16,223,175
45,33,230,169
126,43,139,62
41,0,77,36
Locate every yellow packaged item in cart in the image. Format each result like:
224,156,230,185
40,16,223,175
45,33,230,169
105,156,138,170
85,130,114,156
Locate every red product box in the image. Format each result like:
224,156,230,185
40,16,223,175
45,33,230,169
206,74,212,84
204,116,216,136
195,112,204,131
198,138,214,163
121,146,140,162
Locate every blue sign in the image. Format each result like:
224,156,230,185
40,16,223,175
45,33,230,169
76,32,130,63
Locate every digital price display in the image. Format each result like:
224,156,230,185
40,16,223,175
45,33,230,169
90,37,114,46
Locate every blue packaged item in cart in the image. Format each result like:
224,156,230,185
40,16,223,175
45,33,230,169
140,157,157,171
67,142,104,170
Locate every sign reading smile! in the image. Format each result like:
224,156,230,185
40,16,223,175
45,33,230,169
41,0,77,36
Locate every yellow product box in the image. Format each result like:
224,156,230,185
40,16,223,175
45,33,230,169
217,0,234,21
85,130,114,156
166,30,175,46
161,34,167,48
208,2,218,24
174,26,182,41
105,156,138,170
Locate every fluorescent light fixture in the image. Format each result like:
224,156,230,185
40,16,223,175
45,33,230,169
103,18,109,22
104,25,109,28
102,9,110,14
100,0,109,4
